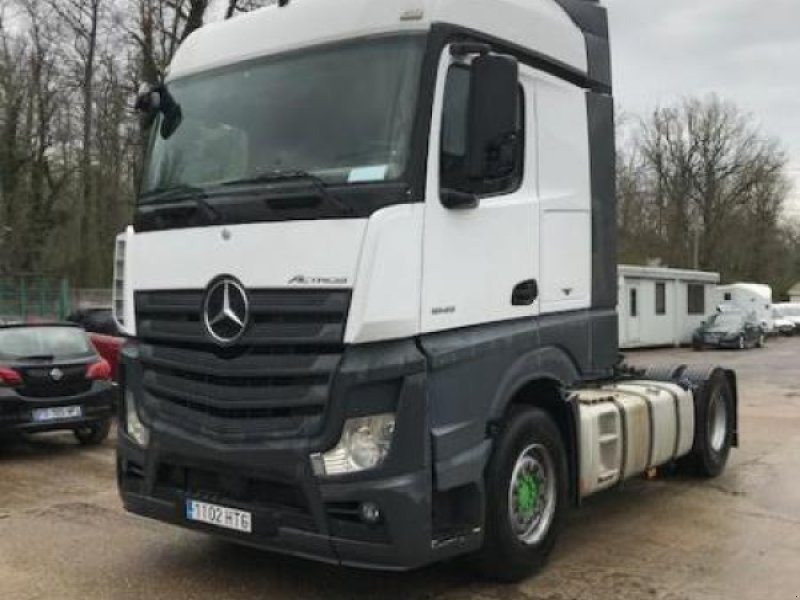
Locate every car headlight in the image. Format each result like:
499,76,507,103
311,414,395,476
125,388,150,448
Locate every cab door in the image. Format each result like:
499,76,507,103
420,49,539,334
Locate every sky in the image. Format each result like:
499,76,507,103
604,0,800,219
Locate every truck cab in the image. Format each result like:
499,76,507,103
115,0,737,581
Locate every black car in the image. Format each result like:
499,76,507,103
692,311,765,350
67,307,120,337
0,323,117,444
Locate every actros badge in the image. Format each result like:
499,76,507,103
203,277,250,345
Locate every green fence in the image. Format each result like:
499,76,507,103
0,276,72,322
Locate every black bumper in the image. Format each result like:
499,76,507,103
117,340,482,571
0,383,117,434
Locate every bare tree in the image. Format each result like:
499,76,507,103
618,95,796,294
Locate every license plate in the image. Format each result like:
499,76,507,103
186,500,252,534
32,405,82,422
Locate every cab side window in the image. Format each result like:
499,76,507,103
440,65,524,197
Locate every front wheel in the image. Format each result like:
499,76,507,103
74,419,111,446
474,407,568,582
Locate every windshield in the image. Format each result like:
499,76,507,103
707,313,745,329
141,36,425,197
0,327,95,361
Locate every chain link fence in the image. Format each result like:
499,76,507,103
0,276,72,322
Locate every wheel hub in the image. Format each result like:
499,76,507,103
516,473,539,517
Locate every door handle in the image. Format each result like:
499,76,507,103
512,280,539,306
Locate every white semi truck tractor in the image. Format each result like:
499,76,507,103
115,0,739,581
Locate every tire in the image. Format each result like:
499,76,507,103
73,419,112,446
474,407,568,582
681,371,734,478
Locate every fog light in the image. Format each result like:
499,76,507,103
311,414,395,476
125,389,150,448
359,502,381,524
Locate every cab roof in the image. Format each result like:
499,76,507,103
169,0,588,81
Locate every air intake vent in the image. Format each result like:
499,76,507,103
113,234,127,329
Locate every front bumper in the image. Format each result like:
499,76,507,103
117,340,482,571
0,383,117,434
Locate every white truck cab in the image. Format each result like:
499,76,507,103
115,0,739,581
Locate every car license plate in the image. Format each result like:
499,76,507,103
32,405,82,422
186,500,252,534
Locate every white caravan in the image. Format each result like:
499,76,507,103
716,283,774,333
114,0,739,582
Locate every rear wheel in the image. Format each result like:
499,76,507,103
474,407,567,582
73,419,111,446
682,371,734,478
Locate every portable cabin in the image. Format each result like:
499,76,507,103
618,265,720,349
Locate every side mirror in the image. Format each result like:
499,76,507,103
135,83,183,140
465,54,519,182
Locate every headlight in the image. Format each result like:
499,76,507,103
125,388,150,448
311,414,395,476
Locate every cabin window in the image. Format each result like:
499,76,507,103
629,288,638,317
655,283,666,316
688,284,706,315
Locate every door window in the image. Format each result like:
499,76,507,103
655,283,666,316
630,288,638,318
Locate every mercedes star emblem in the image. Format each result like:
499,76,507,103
203,277,250,345
50,368,64,382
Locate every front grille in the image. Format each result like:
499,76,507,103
20,365,92,398
136,288,350,440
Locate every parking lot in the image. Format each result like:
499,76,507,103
1,338,799,600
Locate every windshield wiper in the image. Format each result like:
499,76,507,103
222,170,354,216
139,185,223,224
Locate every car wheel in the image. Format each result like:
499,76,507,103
474,407,568,582
681,370,734,478
74,419,112,446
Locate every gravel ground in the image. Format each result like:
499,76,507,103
1,338,799,600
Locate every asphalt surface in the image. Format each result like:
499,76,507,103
2,338,799,600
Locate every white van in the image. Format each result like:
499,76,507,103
773,304,800,334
